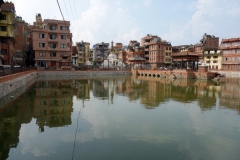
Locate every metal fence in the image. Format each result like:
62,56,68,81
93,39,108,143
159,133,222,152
0,66,36,77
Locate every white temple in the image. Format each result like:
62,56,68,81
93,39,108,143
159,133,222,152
100,41,126,69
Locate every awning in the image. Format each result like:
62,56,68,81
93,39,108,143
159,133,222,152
34,59,61,61
217,50,221,54
204,51,208,54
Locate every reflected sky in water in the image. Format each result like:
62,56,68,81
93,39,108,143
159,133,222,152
1,76,240,160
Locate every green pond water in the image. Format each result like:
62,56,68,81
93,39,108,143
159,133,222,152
0,76,240,160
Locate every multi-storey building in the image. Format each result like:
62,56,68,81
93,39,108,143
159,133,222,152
194,33,219,61
141,34,172,69
112,42,122,56
14,16,31,66
31,13,72,70
89,48,93,62
0,2,16,65
92,42,109,63
203,49,222,70
220,37,240,70
125,40,145,64
71,46,78,66
76,41,90,65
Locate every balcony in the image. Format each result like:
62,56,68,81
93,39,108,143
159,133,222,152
222,38,240,43
48,38,58,42
220,45,240,50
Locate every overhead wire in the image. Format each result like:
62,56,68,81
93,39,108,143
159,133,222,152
68,0,80,43
62,0,77,44
73,0,81,41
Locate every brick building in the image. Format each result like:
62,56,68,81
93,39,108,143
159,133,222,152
14,16,31,66
71,46,78,66
220,37,240,70
124,40,145,64
31,13,72,70
194,33,219,61
141,34,172,69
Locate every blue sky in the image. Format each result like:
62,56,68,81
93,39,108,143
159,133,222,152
14,0,240,47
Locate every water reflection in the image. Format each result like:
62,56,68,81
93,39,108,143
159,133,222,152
34,80,74,132
0,76,240,159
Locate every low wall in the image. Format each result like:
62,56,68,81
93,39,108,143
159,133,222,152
38,70,132,78
0,72,38,99
0,70,131,100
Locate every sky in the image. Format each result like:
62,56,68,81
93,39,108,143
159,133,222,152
12,0,240,47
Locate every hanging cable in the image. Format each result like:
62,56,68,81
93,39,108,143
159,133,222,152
56,0,66,25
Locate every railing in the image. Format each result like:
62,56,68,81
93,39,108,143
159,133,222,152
0,66,36,77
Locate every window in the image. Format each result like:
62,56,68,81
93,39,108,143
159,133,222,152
50,44,57,48
39,52,46,57
1,49,7,55
50,52,56,57
39,43,45,47
49,25,56,30
213,60,218,63
213,56,218,59
1,38,7,43
0,26,7,31
40,100,47,105
50,34,56,39
207,56,211,59
60,26,67,30
61,35,66,39
1,14,6,20
39,34,45,38
51,91,57,96
60,44,67,48
40,92,46,96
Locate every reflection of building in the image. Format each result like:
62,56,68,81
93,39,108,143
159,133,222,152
76,80,90,100
220,37,240,70
0,2,16,65
32,13,73,70
76,41,90,65
141,34,172,68
219,78,240,114
34,80,73,132
0,85,35,160
92,79,109,100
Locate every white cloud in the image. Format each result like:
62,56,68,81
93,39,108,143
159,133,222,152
227,6,240,17
143,0,152,6
163,0,226,45
72,0,143,45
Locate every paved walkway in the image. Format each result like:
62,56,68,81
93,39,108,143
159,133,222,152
0,70,36,83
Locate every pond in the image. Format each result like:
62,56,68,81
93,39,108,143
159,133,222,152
0,76,240,160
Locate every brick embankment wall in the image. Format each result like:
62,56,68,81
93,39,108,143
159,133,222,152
0,71,38,99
